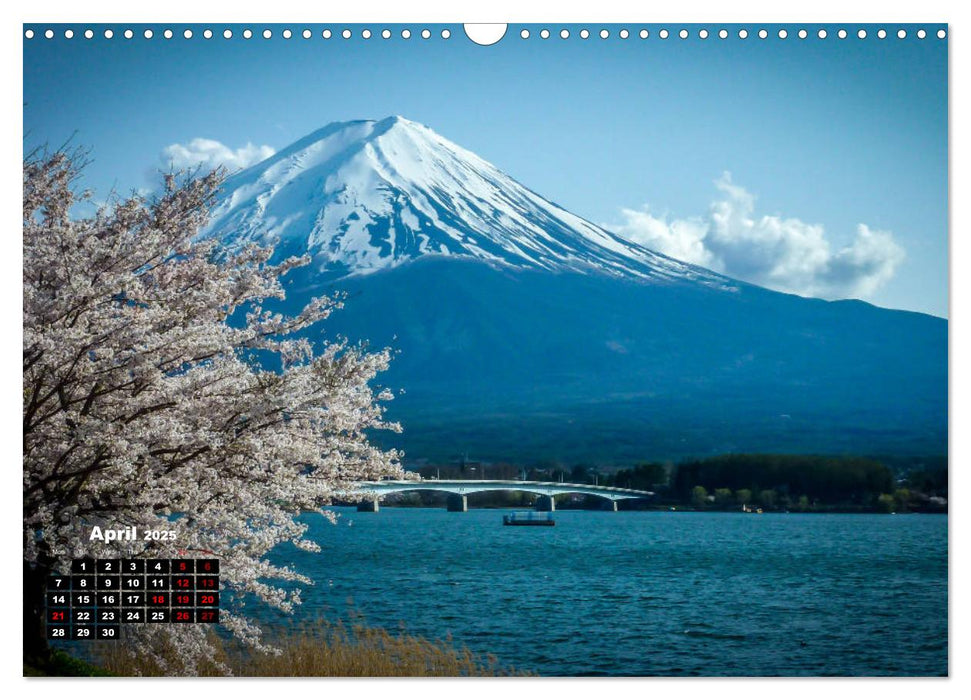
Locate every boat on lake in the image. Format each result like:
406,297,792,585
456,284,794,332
503,511,555,526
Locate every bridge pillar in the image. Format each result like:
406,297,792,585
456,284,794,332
446,494,468,512
535,495,556,512
357,498,380,512
603,500,619,512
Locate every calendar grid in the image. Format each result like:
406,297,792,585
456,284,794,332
46,558,219,640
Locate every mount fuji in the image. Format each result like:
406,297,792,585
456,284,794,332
206,117,947,463
208,116,731,286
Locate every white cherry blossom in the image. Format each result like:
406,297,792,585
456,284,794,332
23,152,404,673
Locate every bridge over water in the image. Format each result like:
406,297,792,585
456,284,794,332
352,479,654,512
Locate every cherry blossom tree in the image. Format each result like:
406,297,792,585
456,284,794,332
23,151,404,673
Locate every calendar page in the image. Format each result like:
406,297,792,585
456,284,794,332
22,17,948,679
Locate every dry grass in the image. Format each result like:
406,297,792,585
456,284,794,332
92,630,231,677
94,619,530,677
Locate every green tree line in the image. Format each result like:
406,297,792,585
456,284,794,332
671,454,894,505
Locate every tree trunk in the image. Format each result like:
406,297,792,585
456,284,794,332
24,559,51,668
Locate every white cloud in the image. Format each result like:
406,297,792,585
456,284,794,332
159,138,275,173
608,173,905,301
612,207,713,269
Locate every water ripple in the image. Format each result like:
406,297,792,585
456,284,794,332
268,510,947,676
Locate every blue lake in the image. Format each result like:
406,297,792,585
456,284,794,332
266,509,947,676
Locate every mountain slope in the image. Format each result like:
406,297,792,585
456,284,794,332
206,118,947,463
313,258,947,462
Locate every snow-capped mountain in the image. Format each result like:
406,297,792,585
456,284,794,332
206,117,946,463
208,116,732,288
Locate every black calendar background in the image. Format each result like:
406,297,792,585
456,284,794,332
46,558,220,641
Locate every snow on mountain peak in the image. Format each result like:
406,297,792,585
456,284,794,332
206,117,733,287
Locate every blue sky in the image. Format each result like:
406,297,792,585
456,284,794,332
23,23,948,316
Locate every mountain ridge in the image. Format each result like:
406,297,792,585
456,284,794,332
207,116,736,290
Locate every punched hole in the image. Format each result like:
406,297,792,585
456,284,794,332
464,24,507,46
